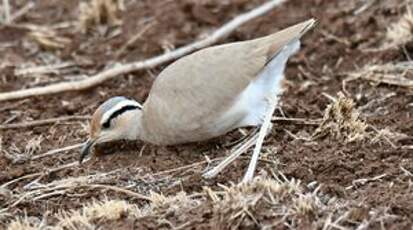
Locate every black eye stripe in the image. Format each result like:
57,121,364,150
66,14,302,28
102,105,140,128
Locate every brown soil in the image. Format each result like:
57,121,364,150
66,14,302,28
1,0,412,229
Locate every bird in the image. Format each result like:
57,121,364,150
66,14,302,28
80,18,316,179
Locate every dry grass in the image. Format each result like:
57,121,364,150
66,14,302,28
312,89,408,148
209,176,314,227
28,26,71,50
8,199,140,230
5,176,312,229
1,0,11,23
78,0,123,33
386,6,413,47
8,216,42,230
56,199,140,229
5,174,402,229
348,62,413,89
149,191,200,215
312,93,369,142
0,0,287,101
2,135,43,163
1,1,411,229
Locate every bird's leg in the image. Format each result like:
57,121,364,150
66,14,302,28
202,132,258,179
203,100,276,180
242,96,277,183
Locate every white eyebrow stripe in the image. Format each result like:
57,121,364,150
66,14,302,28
100,100,142,126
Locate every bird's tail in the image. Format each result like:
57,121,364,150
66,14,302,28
265,18,317,60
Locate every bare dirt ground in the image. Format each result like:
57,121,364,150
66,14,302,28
1,0,412,229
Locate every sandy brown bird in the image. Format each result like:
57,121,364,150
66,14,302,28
80,19,316,179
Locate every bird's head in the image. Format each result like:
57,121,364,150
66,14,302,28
80,96,143,163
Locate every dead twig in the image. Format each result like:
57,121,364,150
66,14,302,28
284,129,312,141
116,19,156,57
353,0,375,15
14,62,76,77
153,157,225,177
400,166,413,177
0,115,90,130
369,125,398,149
1,159,89,188
319,29,351,46
347,61,413,89
345,174,387,190
272,116,321,125
0,99,29,112
31,143,83,161
0,0,286,101
402,145,413,150
9,1,34,22
86,184,152,201
29,29,71,50
1,0,11,23
2,174,151,212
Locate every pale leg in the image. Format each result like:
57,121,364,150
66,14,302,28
202,132,258,179
242,96,276,183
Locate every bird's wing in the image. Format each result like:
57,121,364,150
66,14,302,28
142,19,316,144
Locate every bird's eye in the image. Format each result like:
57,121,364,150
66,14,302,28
102,121,110,129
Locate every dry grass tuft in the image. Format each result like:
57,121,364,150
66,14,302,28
313,93,369,142
149,191,200,215
78,0,123,33
8,216,42,230
56,199,140,229
203,176,327,228
386,6,413,47
292,193,318,216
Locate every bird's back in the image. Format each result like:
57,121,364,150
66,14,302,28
141,19,315,145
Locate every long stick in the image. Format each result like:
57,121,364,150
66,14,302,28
0,115,90,130
0,0,285,101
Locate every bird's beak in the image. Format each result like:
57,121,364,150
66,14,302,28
79,138,96,164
